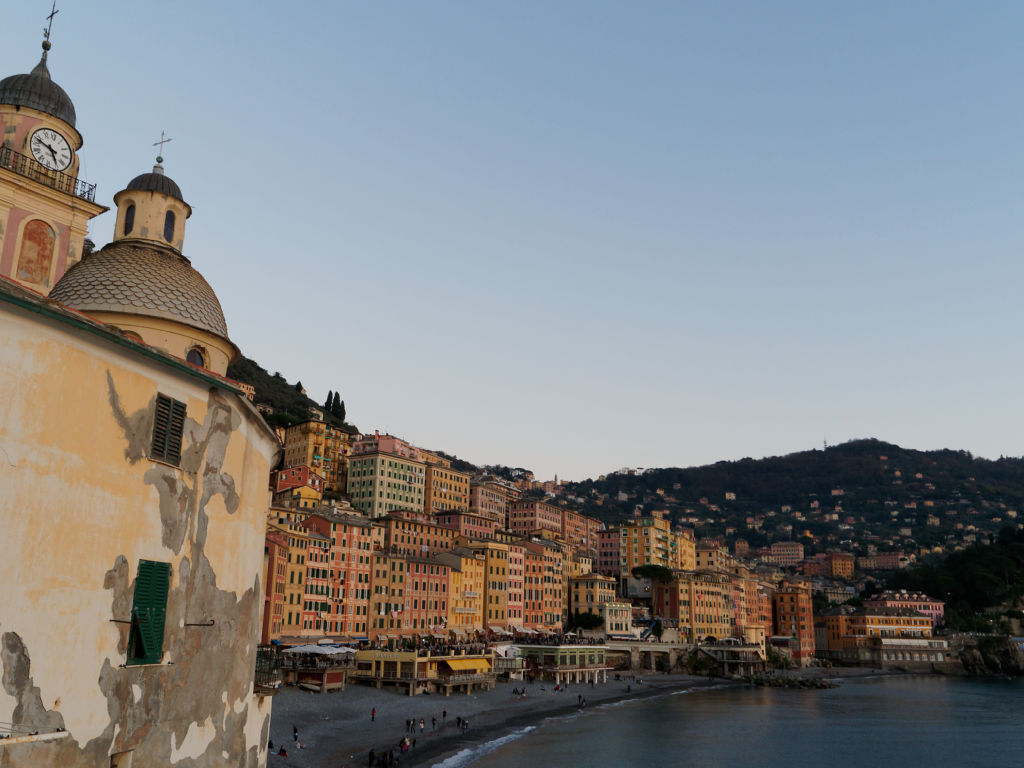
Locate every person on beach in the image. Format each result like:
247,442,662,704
368,748,375,767
419,718,424,733
442,709,447,723
431,716,436,730
371,708,376,722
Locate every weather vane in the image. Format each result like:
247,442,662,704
153,131,172,163
43,1,59,45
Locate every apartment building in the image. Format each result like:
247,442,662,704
347,433,426,517
282,419,350,493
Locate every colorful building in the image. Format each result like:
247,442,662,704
347,433,425,518
282,419,350,494
422,451,471,515
774,578,815,666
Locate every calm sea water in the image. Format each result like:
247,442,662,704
433,676,1024,768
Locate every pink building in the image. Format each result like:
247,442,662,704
597,528,620,576
469,475,519,523
560,508,603,558
766,541,805,567
434,510,497,540
506,544,525,629
864,589,945,627
508,500,562,537
349,431,421,460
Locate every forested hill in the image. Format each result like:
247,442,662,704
226,355,357,433
562,439,1024,554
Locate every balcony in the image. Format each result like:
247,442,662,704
254,646,282,695
0,145,96,202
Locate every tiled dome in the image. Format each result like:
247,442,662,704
0,54,76,127
50,242,228,338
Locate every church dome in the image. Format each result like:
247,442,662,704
0,51,76,127
50,241,228,338
126,169,184,202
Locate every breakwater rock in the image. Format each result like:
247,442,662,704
745,674,838,689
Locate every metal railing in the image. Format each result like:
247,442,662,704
254,646,282,692
0,145,96,202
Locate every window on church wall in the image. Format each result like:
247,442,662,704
16,220,55,284
164,210,175,242
186,347,206,368
124,204,135,235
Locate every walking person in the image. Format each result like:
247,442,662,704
419,718,424,733
371,708,376,722
431,716,436,731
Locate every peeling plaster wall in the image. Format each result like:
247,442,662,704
0,304,278,768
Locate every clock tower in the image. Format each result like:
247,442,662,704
0,34,107,294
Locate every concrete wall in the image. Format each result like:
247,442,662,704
0,300,278,767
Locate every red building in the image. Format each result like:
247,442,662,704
435,510,498,541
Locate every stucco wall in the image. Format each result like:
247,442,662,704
0,301,277,767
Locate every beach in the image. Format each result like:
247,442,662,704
268,672,718,768
267,667,885,768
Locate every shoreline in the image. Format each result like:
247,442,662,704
268,667,900,768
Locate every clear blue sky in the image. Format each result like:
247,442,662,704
7,2,1024,480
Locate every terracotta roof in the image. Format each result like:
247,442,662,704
50,241,228,338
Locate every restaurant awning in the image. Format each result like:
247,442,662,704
489,625,511,635
281,644,351,655
444,658,491,672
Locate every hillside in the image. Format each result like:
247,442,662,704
558,439,1024,558
226,355,357,433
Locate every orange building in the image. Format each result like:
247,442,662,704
774,578,815,666
470,475,519,523
282,419,351,494
422,452,471,515
436,548,486,635
262,529,289,643
382,512,457,556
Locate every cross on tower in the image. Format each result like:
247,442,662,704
43,1,59,44
152,131,172,163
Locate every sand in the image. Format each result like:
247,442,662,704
268,667,892,768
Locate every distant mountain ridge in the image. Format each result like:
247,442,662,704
560,439,1024,555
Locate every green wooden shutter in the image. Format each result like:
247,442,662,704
150,394,186,465
127,560,170,665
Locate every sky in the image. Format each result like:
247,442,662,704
6,2,1024,481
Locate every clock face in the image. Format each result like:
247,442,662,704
30,128,72,172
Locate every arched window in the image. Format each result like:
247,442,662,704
16,220,55,284
186,347,206,367
164,210,175,242
124,204,135,235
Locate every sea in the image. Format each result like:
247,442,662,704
431,675,1024,768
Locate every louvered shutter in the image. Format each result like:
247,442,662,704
127,560,170,665
150,394,186,465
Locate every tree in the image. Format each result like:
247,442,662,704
331,392,343,419
324,390,333,413
294,381,303,392
337,399,346,423
631,565,675,584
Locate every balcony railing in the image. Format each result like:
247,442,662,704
254,646,282,694
0,145,96,202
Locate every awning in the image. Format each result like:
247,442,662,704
431,633,447,639
445,658,491,672
489,625,511,635
281,644,351,655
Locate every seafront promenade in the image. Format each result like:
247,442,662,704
268,668,886,768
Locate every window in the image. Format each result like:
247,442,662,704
16,220,55,284
150,393,186,465
164,210,176,242
127,560,170,666
186,347,206,367
124,204,135,235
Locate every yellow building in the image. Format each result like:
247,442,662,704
463,540,510,632
436,549,486,634
347,433,425,518
0,35,279,765
570,573,617,618
282,419,351,494
422,451,471,516
620,512,696,579
654,571,735,643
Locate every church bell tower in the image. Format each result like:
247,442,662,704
0,17,107,294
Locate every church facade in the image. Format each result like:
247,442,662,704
0,31,279,768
